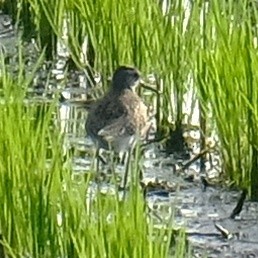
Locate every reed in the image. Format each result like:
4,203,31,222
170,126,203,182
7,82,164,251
192,0,258,198
1,0,199,153
1,0,258,209
0,45,187,257
2,1,258,256
4,0,193,135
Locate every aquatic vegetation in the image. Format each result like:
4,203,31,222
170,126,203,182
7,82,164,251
192,1,258,199
0,0,258,255
0,48,187,257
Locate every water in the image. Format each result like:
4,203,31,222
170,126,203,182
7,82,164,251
1,11,258,258
57,91,258,257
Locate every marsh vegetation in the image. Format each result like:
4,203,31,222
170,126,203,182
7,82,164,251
0,0,258,257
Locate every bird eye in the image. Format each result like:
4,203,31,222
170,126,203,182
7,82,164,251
132,71,139,78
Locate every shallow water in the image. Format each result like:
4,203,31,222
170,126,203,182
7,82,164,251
1,11,258,258
57,99,258,258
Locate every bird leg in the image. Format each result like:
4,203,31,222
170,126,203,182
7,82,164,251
93,146,107,177
121,148,132,199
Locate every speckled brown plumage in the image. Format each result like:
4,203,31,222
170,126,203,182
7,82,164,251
86,66,150,152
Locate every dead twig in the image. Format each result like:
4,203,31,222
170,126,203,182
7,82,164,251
180,148,214,171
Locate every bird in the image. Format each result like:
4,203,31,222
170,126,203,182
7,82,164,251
86,65,151,188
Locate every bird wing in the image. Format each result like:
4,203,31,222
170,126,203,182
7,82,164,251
86,94,126,135
97,115,135,142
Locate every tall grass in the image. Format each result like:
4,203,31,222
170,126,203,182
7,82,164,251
191,1,258,199
0,50,187,257
2,0,197,140
58,0,258,197
1,0,258,196
12,0,194,136
1,1,258,256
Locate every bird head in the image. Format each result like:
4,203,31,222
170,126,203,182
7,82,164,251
111,66,141,92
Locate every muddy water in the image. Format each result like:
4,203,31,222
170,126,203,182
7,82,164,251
58,101,258,258
57,76,258,258
1,12,258,258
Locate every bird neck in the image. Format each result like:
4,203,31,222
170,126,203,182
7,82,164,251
110,84,133,95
